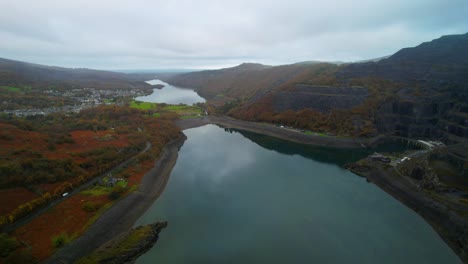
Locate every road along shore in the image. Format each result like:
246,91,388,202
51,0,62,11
177,116,385,149
46,135,186,264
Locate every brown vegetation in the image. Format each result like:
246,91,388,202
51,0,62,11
0,188,39,216
13,193,110,261
221,76,403,137
0,105,181,262
169,62,395,136
168,62,339,103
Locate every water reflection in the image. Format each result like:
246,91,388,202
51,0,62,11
230,128,418,166
135,125,459,264
177,125,257,182
135,79,205,105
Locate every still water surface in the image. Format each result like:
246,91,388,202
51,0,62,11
135,79,205,105
135,125,460,263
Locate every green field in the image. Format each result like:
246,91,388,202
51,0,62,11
130,100,203,118
129,101,157,110
0,86,21,92
81,186,111,196
0,85,32,93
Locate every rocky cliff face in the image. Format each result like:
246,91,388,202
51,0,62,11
272,84,368,112
374,93,468,142
166,33,468,142
338,33,468,142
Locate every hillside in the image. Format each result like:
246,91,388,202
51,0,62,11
337,33,468,141
338,33,468,85
0,57,155,90
167,33,468,142
0,105,182,261
166,62,339,104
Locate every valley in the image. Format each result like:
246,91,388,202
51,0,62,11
0,32,467,264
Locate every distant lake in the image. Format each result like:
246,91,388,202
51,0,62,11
135,79,205,105
135,125,460,264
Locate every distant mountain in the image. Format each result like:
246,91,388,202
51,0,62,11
113,69,200,74
0,57,154,90
2,32,467,141
224,62,272,72
165,61,338,103
338,33,468,85
353,56,390,63
390,33,468,65
167,33,468,142
294,60,347,65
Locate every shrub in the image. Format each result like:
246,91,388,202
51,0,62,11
82,201,99,212
108,185,126,200
47,142,56,151
0,233,19,258
52,233,70,249
0,216,8,228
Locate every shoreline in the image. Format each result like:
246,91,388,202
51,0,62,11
181,116,468,263
46,115,378,263
348,162,468,263
76,221,168,263
46,135,186,264
176,116,386,148
46,116,465,263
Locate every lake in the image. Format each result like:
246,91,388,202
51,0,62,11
135,79,206,105
135,125,460,263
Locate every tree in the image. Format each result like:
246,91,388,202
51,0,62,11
52,233,70,248
108,185,126,200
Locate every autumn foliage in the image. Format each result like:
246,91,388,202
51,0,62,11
224,77,404,137
0,105,181,228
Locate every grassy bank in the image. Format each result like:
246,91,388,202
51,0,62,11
76,222,167,264
130,100,203,119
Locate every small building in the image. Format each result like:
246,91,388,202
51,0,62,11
398,157,411,163
369,152,391,163
417,140,446,150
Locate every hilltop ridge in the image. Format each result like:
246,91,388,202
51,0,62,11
166,32,468,142
0,57,154,90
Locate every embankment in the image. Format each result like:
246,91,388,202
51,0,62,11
348,163,468,263
177,116,385,148
76,221,168,264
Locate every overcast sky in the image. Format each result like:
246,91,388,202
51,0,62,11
0,0,467,70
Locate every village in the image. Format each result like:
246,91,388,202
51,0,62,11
1,87,151,117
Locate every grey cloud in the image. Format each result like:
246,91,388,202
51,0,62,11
0,0,467,69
